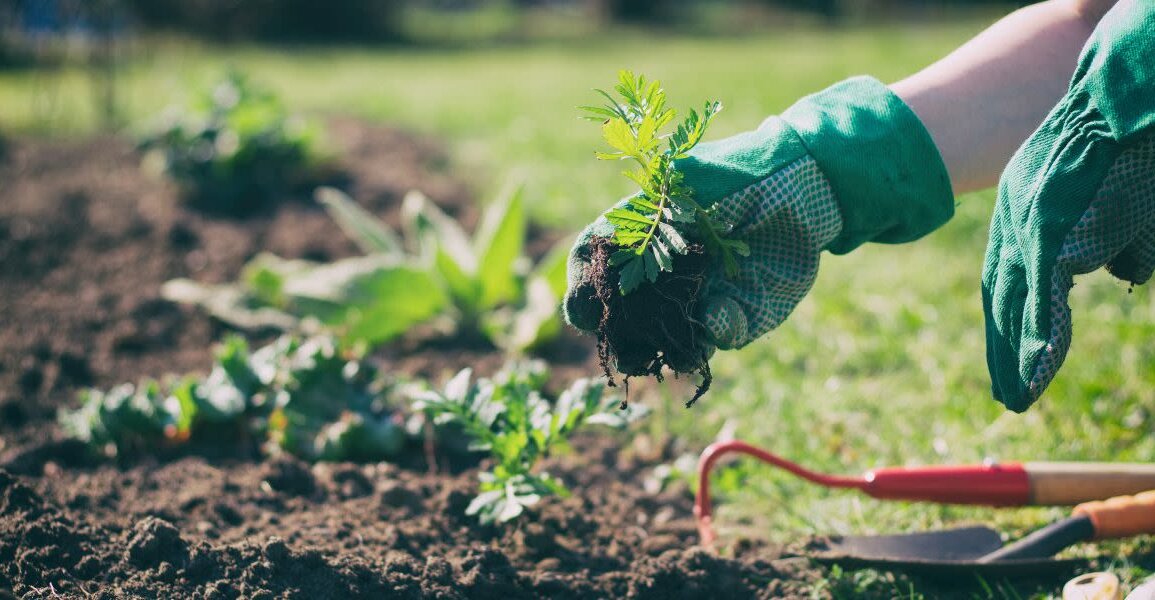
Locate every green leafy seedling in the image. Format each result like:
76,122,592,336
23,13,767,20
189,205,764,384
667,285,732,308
60,334,406,462
163,184,571,354
582,70,748,294
139,70,324,216
414,362,645,524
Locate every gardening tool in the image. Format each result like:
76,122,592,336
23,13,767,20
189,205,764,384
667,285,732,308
806,491,1155,578
694,440,1155,547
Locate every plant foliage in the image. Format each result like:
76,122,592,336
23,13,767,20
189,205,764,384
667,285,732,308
60,335,406,462
139,71,321,216
162,185,570,353
582,70,748,294
413,362,645,523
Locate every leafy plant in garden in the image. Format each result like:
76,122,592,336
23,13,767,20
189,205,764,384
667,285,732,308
578,70,744,407
162,184,570,353
60,335,406,461
581,70,746,294
413,362,645,523
388,186,570,351
139,71,323,215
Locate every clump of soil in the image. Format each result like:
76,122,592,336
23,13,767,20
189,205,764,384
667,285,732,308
588,237,713,408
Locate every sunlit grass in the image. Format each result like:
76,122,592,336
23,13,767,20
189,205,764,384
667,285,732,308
3,17,1153,598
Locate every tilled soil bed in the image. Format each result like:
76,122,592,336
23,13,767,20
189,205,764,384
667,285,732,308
0,121,812,598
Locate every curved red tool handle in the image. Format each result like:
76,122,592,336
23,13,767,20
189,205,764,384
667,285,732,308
694,440,1034,547
694,440,866,546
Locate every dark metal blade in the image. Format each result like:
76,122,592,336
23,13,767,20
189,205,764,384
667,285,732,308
977,515,1093,562
808,526,1005,562
810,554,1086,580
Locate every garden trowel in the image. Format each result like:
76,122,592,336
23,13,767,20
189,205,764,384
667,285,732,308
694,439,1155,568
805,490,1155,578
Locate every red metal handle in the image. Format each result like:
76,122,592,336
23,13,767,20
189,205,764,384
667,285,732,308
694,440,1034,546
863,463,1030,505
694,440,866,546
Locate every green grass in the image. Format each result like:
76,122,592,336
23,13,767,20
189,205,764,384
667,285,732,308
4,16,1155,598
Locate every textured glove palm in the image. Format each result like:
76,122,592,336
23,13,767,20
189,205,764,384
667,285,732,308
983,0,1155,411
565,77,954,360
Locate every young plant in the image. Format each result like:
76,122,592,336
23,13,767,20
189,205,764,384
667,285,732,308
581,70,747,294
59,334,406,462
579,70,744,406
139,71,324,216
162,184,571,354
413,362,644,524
163,252,449,349
393,186,571,351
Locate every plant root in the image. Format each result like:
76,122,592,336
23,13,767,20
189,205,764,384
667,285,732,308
588,236,713,408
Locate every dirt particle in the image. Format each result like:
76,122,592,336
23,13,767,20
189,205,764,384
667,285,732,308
377,480,424,511
259,456,316,497
125,516,187,567
587,237,714,407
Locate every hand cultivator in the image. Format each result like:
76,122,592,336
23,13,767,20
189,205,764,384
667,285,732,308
695,440,1155,576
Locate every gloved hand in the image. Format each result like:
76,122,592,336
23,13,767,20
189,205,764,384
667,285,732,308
565,76,955,360
983,0,1155,412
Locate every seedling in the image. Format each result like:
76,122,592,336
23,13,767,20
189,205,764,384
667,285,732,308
413,362,644,524
580,71,746,406
139,71,323,216
60,335,406,462
162,184,571,354
581,70,745,293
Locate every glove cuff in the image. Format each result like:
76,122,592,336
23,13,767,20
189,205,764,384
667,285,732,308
781,76,954,254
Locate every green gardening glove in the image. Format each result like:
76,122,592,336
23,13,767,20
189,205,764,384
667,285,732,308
565,77,955,365
983,0,1155,412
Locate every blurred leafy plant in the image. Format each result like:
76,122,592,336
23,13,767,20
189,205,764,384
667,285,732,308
413,362,645,524
389,185,570,351
60,335,406,462
139,71,323,216
162,184,571,354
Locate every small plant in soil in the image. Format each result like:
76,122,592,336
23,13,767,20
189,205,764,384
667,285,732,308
162,184,571,354
580,71,747,407
139,70,324,216
413,362,646,523
60,334,406,461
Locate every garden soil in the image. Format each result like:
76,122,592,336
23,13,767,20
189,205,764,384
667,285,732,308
0,120,823,598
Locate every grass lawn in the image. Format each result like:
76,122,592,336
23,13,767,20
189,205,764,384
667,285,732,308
3,14,1154,597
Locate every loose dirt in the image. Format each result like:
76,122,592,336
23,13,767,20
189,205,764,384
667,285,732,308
0,121,814,598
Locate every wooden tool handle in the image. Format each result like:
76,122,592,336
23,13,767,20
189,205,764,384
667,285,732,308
1025,462,1155,505
1075,490,1155,540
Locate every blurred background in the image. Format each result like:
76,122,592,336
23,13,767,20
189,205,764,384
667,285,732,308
0,0,1025,224
7,0,1155,573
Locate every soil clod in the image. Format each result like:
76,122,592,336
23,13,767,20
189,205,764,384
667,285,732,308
588,236,714,407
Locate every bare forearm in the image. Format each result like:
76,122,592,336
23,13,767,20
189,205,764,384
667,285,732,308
891,0,1117,193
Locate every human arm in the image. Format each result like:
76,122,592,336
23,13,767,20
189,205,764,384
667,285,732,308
892,0,1121,193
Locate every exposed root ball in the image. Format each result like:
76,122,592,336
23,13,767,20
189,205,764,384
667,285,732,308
588,237,713,407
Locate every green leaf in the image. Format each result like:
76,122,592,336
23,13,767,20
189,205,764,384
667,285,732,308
282,255,448,345
578,105,619,121
651,237,674,272
642,249,659,283
401,190,476,274
601,118,637,156
608,249,637,267
618,254,645,294
161,277,299,332
627,196,661,212
436,245,484,316
474,181,527,309
657,222,688,254
614,229,648,246
605,207,654,229
315,187,404,256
